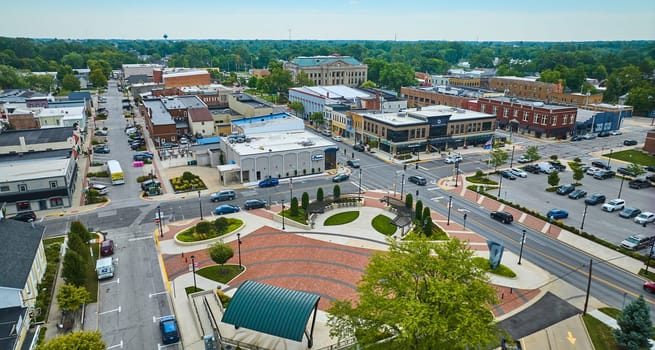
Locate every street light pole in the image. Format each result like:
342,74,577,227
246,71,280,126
509,145,515,168
157,205,163,238
518,230,526,265
400,173,405,200
607,149,613,169
447,195,452,225
618,175,625,198
236,233,242,270
198,190,203,220
190,255,197,291
358,168,362,201
454,162,459,187
581,202,588,230
497,173,504,198
281,199,285,230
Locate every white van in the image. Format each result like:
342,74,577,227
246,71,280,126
537,162,557,174
96,257,115,280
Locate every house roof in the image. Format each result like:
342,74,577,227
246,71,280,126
290,55,363,67
0,127,73,147
0,219,45,289
221,280,320,342
188,108,213,122
0,306,26,350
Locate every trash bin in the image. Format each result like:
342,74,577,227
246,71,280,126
187,160,197,166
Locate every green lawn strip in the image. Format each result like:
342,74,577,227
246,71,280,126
583,314,619,350
599,307,621,319
324,211,360,226
372,214,396,236
602,150,655,166
472,257,516,278
85,243,100,302
176,218,243,242
281,208,307,224
185,286,204,295
466,175,499,185
195,265,242,283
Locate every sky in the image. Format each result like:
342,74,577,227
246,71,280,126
2,0,654,41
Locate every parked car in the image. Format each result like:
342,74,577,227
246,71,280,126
537,162,557,174
490,211,514,224
321,129,331,136
597,131,611,137
133,153,152,161
9,211,37,222
623,139,638,146
93,146,110,154
619,207,642,219
568,189,587,199
602,199,625,212
141,179,161,191
347,159,360,168
408,175,427,186
617,167,638,177
94,130,108,136
258,178,279,188
586,167,602,176
593,170,616,180
210,190,236,202
244,199,267,210
162,142,177,148
522,164,541,174
179,137,189,144
546,209,569,219
591,160,610,170
548,161,566,172
100,240,115,256
620,234,655,250
89,184,109,195
582,134,596,140
584,193,606,205
214,204,240,215
332,135,342,142
556,184,576,195
516,156,531,163
508,168,528,178
354,143,365,152
635,212,655,225
643,281,655,293
159,316,180,344
610,130,622,136
570,135,583,141
444,155,463,164
332,173,350,182
629,179,651,189
499,170,516,180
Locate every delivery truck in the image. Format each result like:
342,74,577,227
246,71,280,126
96,257,115,280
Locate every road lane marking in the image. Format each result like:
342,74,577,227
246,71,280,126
128,235,152,241
149,291,168,298
98,306,121,315
106,340,123,349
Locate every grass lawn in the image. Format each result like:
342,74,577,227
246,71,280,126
583,314,619,350
372,214,396,236
404,226,449,241
324,211,360,226
466,175,499,185
602,149,655,166
472,257,516,278
196,265,243,283
281,208,307,224
185,286,204,295
85,243,100,302
177,218,243,242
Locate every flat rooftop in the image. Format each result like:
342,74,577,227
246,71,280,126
232,113,304,134
225,130,335,156
38,106,85,118
0,127,73,147
362,105,496,125
291,85,372,100
0,157,71,182
487,96,574,110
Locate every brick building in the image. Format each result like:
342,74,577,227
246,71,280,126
140,99,177,144
162,71,211,89
478,97,577,138
488,76,603,106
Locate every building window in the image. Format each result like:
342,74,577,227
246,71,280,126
503,108,509,117
552,116,557,125
50,181,58,188
17,201,31,211
18,184,27,192
50,198,64,207
533,115,538,123
422,128,426,137
0,185,9,192
513,110,518,117
523,112,529,121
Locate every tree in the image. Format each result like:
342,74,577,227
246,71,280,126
69,221,92,243
360,80,377,88
489,149,509,172
61,73,80,92
25,73,55,93
209,241,234,266
328,239,501,349
310,112,324,127
404,193,413,209
88,68,107,88
422,207,432,237
290,197,299,216
62,250,86,286
379,62,415,93
414,200,423,222
289,101,304,117
524,146,541,162
37,330,105,350
295,71,313,86
613,295,654,349
57,284,90,313
572,166,584,184
213,217,229,235
625,163,646,178
195,221,212,235
301,192,309,211
317,187,324,202
67,234,87,259
333,185,341,200
547,171,560,188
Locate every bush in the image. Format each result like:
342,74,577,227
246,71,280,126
196,221,212,235
87,171,109,178
317,187,324,202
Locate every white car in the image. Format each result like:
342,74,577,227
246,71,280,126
610,130,622,136
586,167,602,176
635,212,655,225
602,199,625,212
444,155,463,164
509,168,528,178
332,135,342,142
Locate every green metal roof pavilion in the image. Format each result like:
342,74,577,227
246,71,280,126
221,280,321,347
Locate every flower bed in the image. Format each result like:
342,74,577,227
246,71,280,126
170,171,207,193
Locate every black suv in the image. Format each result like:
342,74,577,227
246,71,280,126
629,179,651,189
591,160,610,170
584,193,606,205
10,211,37,222
353,144,365,152
556,184,576,195
522,164,540,174
408,175,427,186
593,170,616,180
623,140,638,146
244,199,267,210
548,161,566,172
490,211,513,224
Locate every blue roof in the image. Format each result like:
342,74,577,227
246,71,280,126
221,281,320,342
196,137,220,145
291,55,363,67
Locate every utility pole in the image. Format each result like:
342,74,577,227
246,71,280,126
645,239,655,275
509,145,515,168
518,230,526,265
447,196,452,225
583,258,593,315
580,203,588,230
400,173,405,200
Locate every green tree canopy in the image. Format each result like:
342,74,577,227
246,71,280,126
524,146,541,161
213,217,229,235
547,170,560,188
379,62,415,93
290,197,299,216
209,241,234,266
613,295,654,349
310,112,324,127
489,149,509,171
57,284,90,312
62,250,86,287
88,68,107,88
289,101,304,117
36,330,105,350
332,185,341,199
328,239,501,349
61,73,80,92
414,200,423,222
301,192,309,211
317,187,324,202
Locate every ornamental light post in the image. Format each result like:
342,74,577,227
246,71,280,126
400,173,405,200
581,202,588,230
447,195,452,225
236,233,242,270
518,230,526,265
190,255,197,291
281,199,285,230
198,190,203,220
157,205,163,238
358,168,362,201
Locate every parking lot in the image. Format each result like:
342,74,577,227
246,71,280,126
490,161,654,252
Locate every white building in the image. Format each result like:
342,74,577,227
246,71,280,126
37,106,86,129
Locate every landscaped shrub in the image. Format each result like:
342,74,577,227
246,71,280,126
415,200,423,221
196,221,212,235
301,192,309,211
317,187,324,202
290,197,299,216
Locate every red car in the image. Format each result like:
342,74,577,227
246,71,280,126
100,240,114,256
643,281,655,293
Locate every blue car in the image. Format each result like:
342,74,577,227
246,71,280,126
546,209,569,219
159,316,179,344
214,204,240,215
258,177,279,188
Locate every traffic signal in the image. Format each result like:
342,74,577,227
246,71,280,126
415,163,419,169
403,164,407,170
